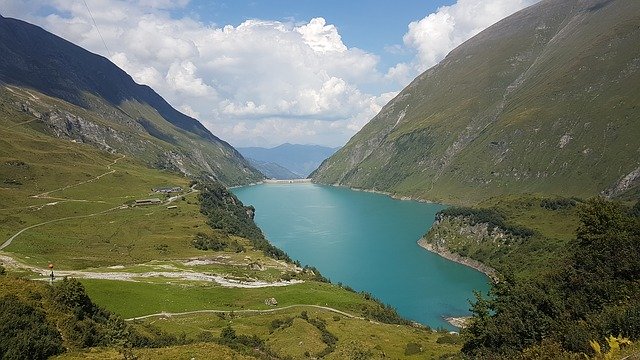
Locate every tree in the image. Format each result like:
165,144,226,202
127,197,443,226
0,295,63,360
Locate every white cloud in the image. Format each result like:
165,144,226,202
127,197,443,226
5,2,391,147
401,0,538,72
296,17,347,53
0,0,538,147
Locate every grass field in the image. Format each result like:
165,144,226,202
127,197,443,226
135,308,461,360
80,279,371,319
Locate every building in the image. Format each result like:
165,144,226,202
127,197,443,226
134,198,162,206
152,186,183,194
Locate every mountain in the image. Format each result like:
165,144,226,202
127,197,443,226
245,158,300,179
312,0,640,204
0,15,262,186
238,144,339,178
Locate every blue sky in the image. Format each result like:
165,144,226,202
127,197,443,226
0,0,538,147
177,0,445,69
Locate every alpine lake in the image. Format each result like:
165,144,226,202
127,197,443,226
232,183,489,330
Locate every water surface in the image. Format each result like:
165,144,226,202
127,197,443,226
232,183,489,329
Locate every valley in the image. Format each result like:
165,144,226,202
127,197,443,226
0,107,459,359
1,0,639,359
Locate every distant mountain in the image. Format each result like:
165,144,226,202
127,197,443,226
312,0,640,204
238,144,339,178
0,15,262,186
245,158,300,180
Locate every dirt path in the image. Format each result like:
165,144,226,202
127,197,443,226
32,154,125,200
0,205,125,250
1,155,128,250
126,304,363,322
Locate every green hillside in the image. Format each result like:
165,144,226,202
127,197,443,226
312,0,640,205
0,16,262,186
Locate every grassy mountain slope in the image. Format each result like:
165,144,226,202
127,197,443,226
312,0,640,205
0,15,262,186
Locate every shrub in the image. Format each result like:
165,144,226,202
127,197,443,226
0,295,63,360
404,342,422,356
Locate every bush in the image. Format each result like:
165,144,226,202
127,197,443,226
540,198,577,211
436,333,462,345
0,295,63,360
192,232,229,251
437,207,536,238
404,342,422,355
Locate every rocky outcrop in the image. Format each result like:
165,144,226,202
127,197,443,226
418,238,499,282
418,213,521,282
603,166,640,198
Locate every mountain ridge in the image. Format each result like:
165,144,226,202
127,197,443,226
0,15,262,185
312,0,640,204
239,144,339,178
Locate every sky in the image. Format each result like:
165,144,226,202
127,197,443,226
0,0,539,147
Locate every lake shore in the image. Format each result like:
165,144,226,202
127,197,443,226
417,238,499,282
444,316,471,329
324,182,438,204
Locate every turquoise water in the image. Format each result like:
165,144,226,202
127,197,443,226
232,183,489,329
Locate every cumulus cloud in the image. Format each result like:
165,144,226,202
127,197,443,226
0,0,538,147
400,0,538,72
1,0,394,146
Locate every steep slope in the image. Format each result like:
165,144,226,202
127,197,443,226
239,144,339,178
245,158,300,179
0,15,262,186
312,0,640,204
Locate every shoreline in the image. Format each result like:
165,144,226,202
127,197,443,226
417,238,499,282
324,182,438,204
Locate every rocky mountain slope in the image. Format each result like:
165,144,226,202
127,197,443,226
312,0,640,204
0,15,262,186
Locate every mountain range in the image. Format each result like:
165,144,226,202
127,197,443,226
0,15,262,186
238,144,339,178
312,0,640,204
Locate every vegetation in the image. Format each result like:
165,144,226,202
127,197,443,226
198,180,291,261
424,194,582,278
0,294,63,360
192,232,245,253
312,0,640,205
0,276,189,360
437,207,536,238
461,198,640,358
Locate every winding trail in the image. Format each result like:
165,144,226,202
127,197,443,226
32,154,125,200
126,304,363,322
0,205,125,251
1,155,129,251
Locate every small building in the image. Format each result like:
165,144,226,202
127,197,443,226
134,198,162,206
167,205,178,209
152,186,183,194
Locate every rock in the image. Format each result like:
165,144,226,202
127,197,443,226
264,297,278,306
